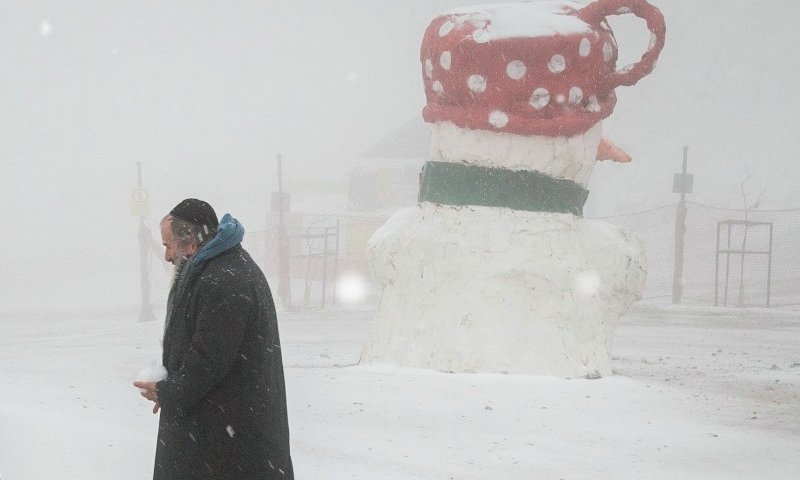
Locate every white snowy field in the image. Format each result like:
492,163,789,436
1,304,799,480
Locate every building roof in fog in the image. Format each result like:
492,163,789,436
360,116,430,160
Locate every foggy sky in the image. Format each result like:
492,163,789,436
1,1,798,310
0,1,457,269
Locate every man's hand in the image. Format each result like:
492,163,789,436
133,381,161,414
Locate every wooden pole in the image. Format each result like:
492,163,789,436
276,154,291,310
137,163,156,322
672,146,688,304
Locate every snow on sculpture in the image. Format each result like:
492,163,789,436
362,0,666,377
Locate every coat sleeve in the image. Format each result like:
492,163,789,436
156,279,253,413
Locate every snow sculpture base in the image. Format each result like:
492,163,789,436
362,203,647,378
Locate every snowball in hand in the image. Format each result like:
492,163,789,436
137,363,168,382
136,363,167,394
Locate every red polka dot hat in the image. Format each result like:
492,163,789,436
421,0,666,137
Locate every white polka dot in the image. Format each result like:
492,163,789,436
555,94,566,105
439,20,455,37
568,87,583,105
579,38,591,57
439,51,451,70
506,60,527,80
616,7,632,14
488,110,509,128
647,32,658,52
603,42,614,63
432,80,444,95
473,29,490,44
585,95,601,112
548,54,566,74
467,74,487,93
529,88,550,110
618,64,634,75
425,59,434,79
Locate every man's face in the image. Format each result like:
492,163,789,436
160,218,196,265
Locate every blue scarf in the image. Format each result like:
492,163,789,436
190,213,245,266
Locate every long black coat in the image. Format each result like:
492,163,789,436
154,245,293,479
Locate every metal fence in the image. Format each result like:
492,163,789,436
595,202,800,308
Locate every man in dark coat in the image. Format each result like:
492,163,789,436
135,199,294,479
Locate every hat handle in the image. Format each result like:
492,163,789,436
577,0,666,94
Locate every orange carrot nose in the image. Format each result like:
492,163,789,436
597,137,632,163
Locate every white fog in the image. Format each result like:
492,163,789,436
1,0,799,479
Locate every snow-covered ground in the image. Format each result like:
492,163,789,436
1,303,798,479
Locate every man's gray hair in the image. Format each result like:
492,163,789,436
165,214,216,247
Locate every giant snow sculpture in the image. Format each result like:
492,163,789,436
362,0,666,377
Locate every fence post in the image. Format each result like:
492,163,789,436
672,146,692,304
320,228,329,309
275,154,292,310
673,202,686,303
767,222,773,307
134,163,156,322
332,220,340,306
138,218,157,322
